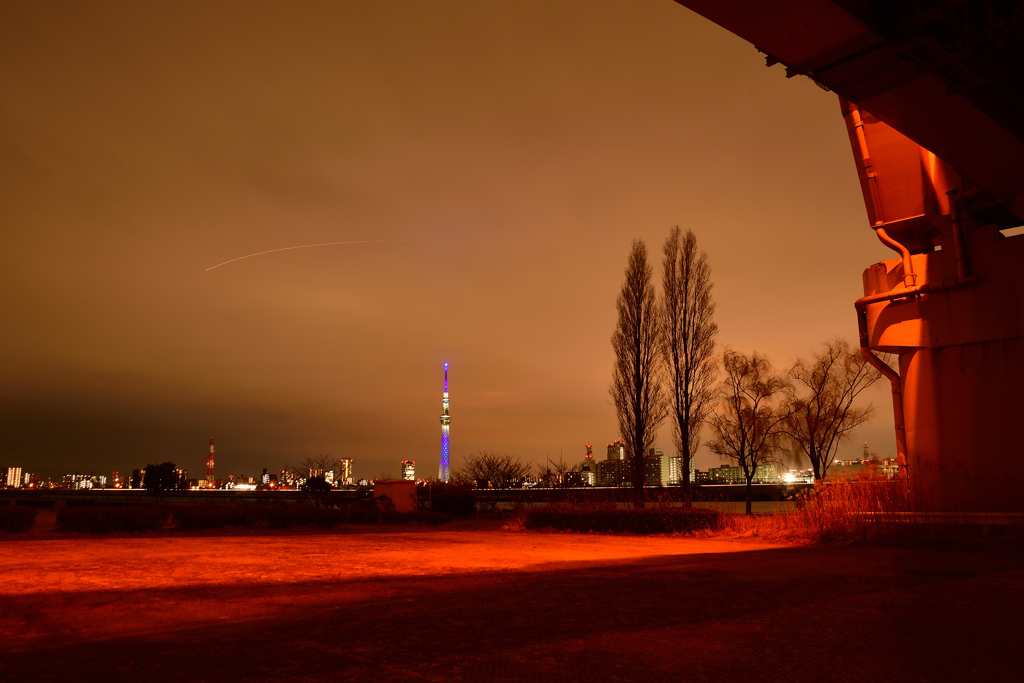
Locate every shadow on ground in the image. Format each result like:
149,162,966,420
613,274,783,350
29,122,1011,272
4,542,1024,682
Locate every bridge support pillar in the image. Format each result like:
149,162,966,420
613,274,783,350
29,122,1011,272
863,227,1024,512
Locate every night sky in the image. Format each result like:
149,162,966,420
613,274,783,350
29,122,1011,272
1,0,898,482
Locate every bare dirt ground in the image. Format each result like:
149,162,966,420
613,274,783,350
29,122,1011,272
2,521,1023,682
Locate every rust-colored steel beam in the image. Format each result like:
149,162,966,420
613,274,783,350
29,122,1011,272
675,0,1024,221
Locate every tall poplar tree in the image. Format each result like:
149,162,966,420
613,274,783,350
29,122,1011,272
610,239,668,507
661,227,718,506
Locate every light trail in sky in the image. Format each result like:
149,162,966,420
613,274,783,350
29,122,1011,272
205,237,619,271
205,239,407,271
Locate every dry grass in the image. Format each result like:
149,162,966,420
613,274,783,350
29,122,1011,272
502,484,911,543
509,482,913,544
714,478,912,545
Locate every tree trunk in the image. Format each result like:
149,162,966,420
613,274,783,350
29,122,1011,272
812,445,823,480
745,480,753,515
682,459,692,508
681,442,693,507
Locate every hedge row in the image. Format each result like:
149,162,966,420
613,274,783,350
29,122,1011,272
0,506,37,533
524,506,722,535
56,505,170,533
51,504,452,533
175,505,452,530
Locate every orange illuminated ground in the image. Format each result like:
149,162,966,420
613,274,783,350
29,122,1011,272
2,524,1022,681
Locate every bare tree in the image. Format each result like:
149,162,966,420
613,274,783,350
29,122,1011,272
538,455,581,489
291,454,341,507
292,453,342,482
610,239,668,507
661,226,718,507
784,339,882,480
453,451,533,512
707,350,791,514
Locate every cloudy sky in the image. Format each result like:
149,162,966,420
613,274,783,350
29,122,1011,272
1,0,898,481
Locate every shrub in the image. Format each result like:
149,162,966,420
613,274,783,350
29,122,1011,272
56,505,169,533
0,505,36,533
425,483,476,517
525,504,722,535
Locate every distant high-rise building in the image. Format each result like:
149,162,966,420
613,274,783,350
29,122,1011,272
69,473,93,490
438,362,451,483
642,448,685,487
340,458,353,486
667,456,688,486
401,460,415,481
4,467,22,488
597,439,628,486
206,437,216,489
643,448,666,486
597,458,628,487
606,439,625,460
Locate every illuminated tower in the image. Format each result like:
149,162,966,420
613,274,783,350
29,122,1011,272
438,362,450,483
206,437,215,489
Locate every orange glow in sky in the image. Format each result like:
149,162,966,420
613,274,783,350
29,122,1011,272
0,1,899,479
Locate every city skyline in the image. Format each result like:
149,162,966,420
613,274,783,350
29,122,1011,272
0,1,898,480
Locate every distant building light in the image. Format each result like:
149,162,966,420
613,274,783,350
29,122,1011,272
401,460,416,481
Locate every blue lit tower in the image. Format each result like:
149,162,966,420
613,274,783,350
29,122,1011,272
438,362,451,482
